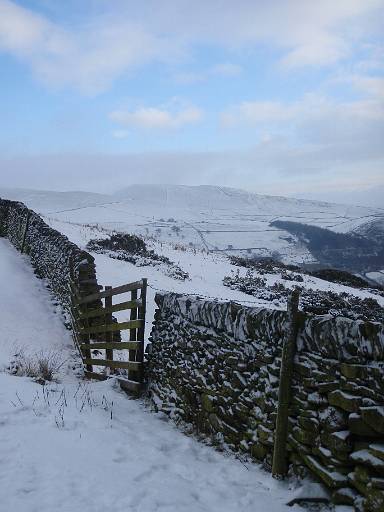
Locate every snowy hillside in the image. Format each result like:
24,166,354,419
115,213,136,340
1,185,382,268
39,214,384,342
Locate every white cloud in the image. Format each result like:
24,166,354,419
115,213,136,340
346,75,384,99
222,101,297,126
0,0,382,93
148,0,383,67
110,105,203,129
219,91,384,177
0,0,178,94
221,92,384,132
281,34,348,68
0,0,70,56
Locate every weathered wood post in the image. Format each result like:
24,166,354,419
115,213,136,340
128,288,138,382
137,278,147,384
272,288,301,478
105,286,113,369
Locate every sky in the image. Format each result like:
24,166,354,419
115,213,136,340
0,0,383,204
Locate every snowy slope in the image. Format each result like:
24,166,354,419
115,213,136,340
1,184,382,267
0,238,303,512
0,187,112,212
1,184,382,329
44,217,384,344
0,239,73,369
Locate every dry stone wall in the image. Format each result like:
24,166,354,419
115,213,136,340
0,198,100,309
147,292,384,511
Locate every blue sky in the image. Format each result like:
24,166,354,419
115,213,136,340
0,0,383,201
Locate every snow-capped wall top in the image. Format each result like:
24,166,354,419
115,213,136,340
154,292,384,362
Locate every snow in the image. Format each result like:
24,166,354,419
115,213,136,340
350,449,384,469
40,216,384,342
287,481,330,505
0,238,298,511
0,376,299,512
332,430,350,441
0,186,383,510
0,238,72,369
2,184,382,264
367,271,384,286
2,186,381,326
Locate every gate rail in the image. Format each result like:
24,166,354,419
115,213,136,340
69,278,147,394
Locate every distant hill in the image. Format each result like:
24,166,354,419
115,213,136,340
0,187,111,212
1,184,383,281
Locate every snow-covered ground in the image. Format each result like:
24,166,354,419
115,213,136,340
0,238,305,512
0,239,73,368
1,186,379,510
41,217,384,340
1,184,382,265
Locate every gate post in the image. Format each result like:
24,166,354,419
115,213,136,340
272,288,301,478
137,278,147,384
105,286,113,370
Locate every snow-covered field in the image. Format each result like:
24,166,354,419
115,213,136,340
0,238,308,512
2,184,382,265
38,216,382,343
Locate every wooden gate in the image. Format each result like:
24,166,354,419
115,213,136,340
69,278,147,394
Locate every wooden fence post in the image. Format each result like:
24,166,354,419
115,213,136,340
128,288,138,382
81,287,96,373
20,211,31,253
272,288,301,479
105,286,113,370
137,278,147,384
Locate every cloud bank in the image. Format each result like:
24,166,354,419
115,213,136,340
0,0,382,93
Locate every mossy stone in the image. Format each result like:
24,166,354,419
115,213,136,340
251,443,268,461
349,414,381,437
370,444,384,463
201,393,216,413
332,487,358,506
361,406,384,435
292,426,318,446
328,390,363,413
208,413,221,431
298,415,320,433
340,363,366,379
364,488,384,512
301,454,348,489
